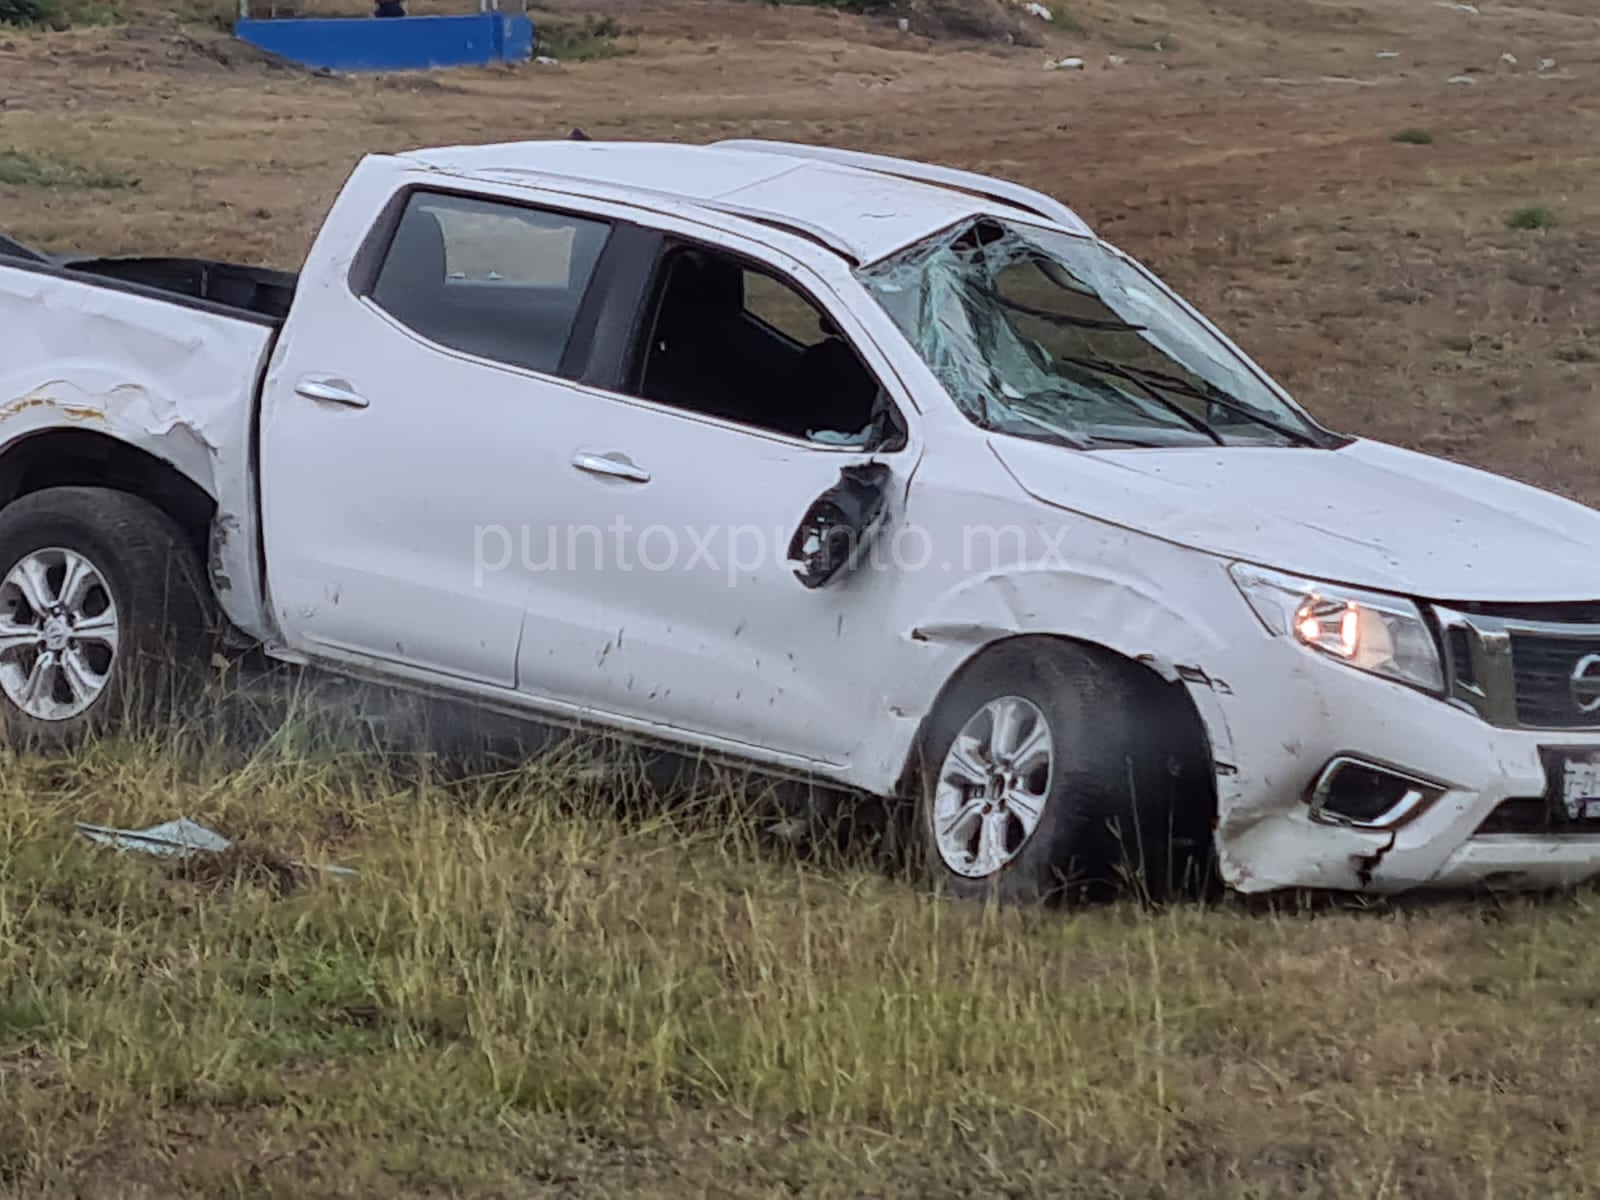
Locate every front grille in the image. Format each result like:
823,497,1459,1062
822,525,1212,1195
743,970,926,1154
1446,600,1600,624
1445,625,1476,689
1478,797,1563,834
1435,603,1600,730
1475,796,1600,835
1510,633,1600,728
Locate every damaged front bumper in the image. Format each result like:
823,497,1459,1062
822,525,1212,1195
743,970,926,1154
1206,638,1600,895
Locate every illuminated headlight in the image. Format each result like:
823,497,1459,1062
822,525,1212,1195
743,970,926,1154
1228,563,1443,693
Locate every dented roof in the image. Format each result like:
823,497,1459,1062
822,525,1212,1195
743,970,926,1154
398,139,1091,265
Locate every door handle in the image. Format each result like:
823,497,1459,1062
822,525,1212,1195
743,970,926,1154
294,376,368,408
572,452,650,483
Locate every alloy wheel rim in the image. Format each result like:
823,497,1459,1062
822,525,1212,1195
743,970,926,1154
0,547,120,721
932,696,1054,878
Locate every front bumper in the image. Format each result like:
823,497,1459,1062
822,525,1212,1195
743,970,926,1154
1205,637,1600,895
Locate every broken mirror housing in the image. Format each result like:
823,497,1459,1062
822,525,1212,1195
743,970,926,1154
1228,563,1444,693
786,462,893,589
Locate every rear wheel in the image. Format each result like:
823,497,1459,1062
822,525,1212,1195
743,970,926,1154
0,486,217,750
917,639,1214,905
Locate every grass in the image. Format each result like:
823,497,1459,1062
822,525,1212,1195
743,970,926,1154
1049,4,1084,31
757,0,898,12
0,0,119,28
3,681,1600,1197
0,148,139,189
0,0,59,26
534,14,633,62
1506,205,1558,231
1391,127,1435,145
67,0,121,23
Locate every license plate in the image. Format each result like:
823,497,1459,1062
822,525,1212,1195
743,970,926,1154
1556,752,1600,821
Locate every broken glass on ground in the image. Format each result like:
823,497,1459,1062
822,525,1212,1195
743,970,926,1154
76,816,355,884
77,817,231,857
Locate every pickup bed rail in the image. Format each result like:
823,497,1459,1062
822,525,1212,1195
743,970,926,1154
1,230,296,324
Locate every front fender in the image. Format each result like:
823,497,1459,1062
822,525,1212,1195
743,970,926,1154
856,548,1246,816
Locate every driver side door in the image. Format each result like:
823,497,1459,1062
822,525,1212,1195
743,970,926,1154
512,232,924,766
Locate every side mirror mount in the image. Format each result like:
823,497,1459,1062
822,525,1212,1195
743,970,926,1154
786,462,893,589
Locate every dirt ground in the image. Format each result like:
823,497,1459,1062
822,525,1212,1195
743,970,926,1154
3,0,1598,500
3,1,1600,1196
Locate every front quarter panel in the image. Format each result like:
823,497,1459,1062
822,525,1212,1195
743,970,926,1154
855,442,1471,895
858,446,1250,797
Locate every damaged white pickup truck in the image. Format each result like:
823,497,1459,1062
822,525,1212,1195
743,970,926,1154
7,137,1600,903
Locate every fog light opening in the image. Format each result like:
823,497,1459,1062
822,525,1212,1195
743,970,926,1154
1308,757,1445,829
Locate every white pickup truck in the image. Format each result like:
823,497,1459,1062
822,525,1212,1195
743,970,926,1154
6,136,1600,903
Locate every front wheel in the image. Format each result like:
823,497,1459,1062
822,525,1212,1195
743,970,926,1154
0,486,218,750
917,639,1214,905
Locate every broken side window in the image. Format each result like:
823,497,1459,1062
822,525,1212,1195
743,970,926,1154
619,243,904,450
856,218,1331,449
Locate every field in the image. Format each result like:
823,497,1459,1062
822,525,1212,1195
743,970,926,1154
4,0,1600,1194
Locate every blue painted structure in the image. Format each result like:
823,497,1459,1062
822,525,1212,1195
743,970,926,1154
235,12,535,72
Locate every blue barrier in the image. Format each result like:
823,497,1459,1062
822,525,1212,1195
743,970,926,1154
235,12,536,72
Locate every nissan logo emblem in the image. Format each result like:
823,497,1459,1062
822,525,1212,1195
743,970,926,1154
1571,653,1600,714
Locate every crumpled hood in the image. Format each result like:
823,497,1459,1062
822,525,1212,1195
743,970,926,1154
990,435,1600,601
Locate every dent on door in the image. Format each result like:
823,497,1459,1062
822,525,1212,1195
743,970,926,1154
786,461,893,588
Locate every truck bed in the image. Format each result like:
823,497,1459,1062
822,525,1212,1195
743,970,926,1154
1,232,296,325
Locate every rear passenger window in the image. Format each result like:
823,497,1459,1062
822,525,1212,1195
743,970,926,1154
368,191,611,377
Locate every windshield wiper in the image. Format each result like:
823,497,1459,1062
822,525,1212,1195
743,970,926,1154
982,283,1320,446
1065,357,1323,448
974,282,1149,334
1045,355,1227,447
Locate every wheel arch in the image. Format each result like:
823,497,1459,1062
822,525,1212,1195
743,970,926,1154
891,631,1227,825
0,428,217,579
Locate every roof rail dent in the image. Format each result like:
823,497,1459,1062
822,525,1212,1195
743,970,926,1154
711,139,1093,235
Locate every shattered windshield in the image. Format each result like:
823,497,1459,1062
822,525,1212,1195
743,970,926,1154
856,218,1330,449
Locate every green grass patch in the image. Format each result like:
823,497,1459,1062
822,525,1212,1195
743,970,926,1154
1391,127,1435,145
1506,205,1557,231
0,0,116,27
752,0,898,11
0,0,60,26
1049,4,1084,31
0,149,139,189
534,14,634,62
64,0,120,23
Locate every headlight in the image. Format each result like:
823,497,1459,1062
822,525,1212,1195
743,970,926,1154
1228,563,1443,693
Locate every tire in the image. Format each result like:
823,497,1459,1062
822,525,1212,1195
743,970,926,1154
0,486,218,751
917,639,1214,906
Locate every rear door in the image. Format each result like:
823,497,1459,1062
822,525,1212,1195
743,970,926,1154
257,185,633,688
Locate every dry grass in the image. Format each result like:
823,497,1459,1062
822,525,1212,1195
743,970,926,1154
3,0,1600,1192
7,688,1600,1198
